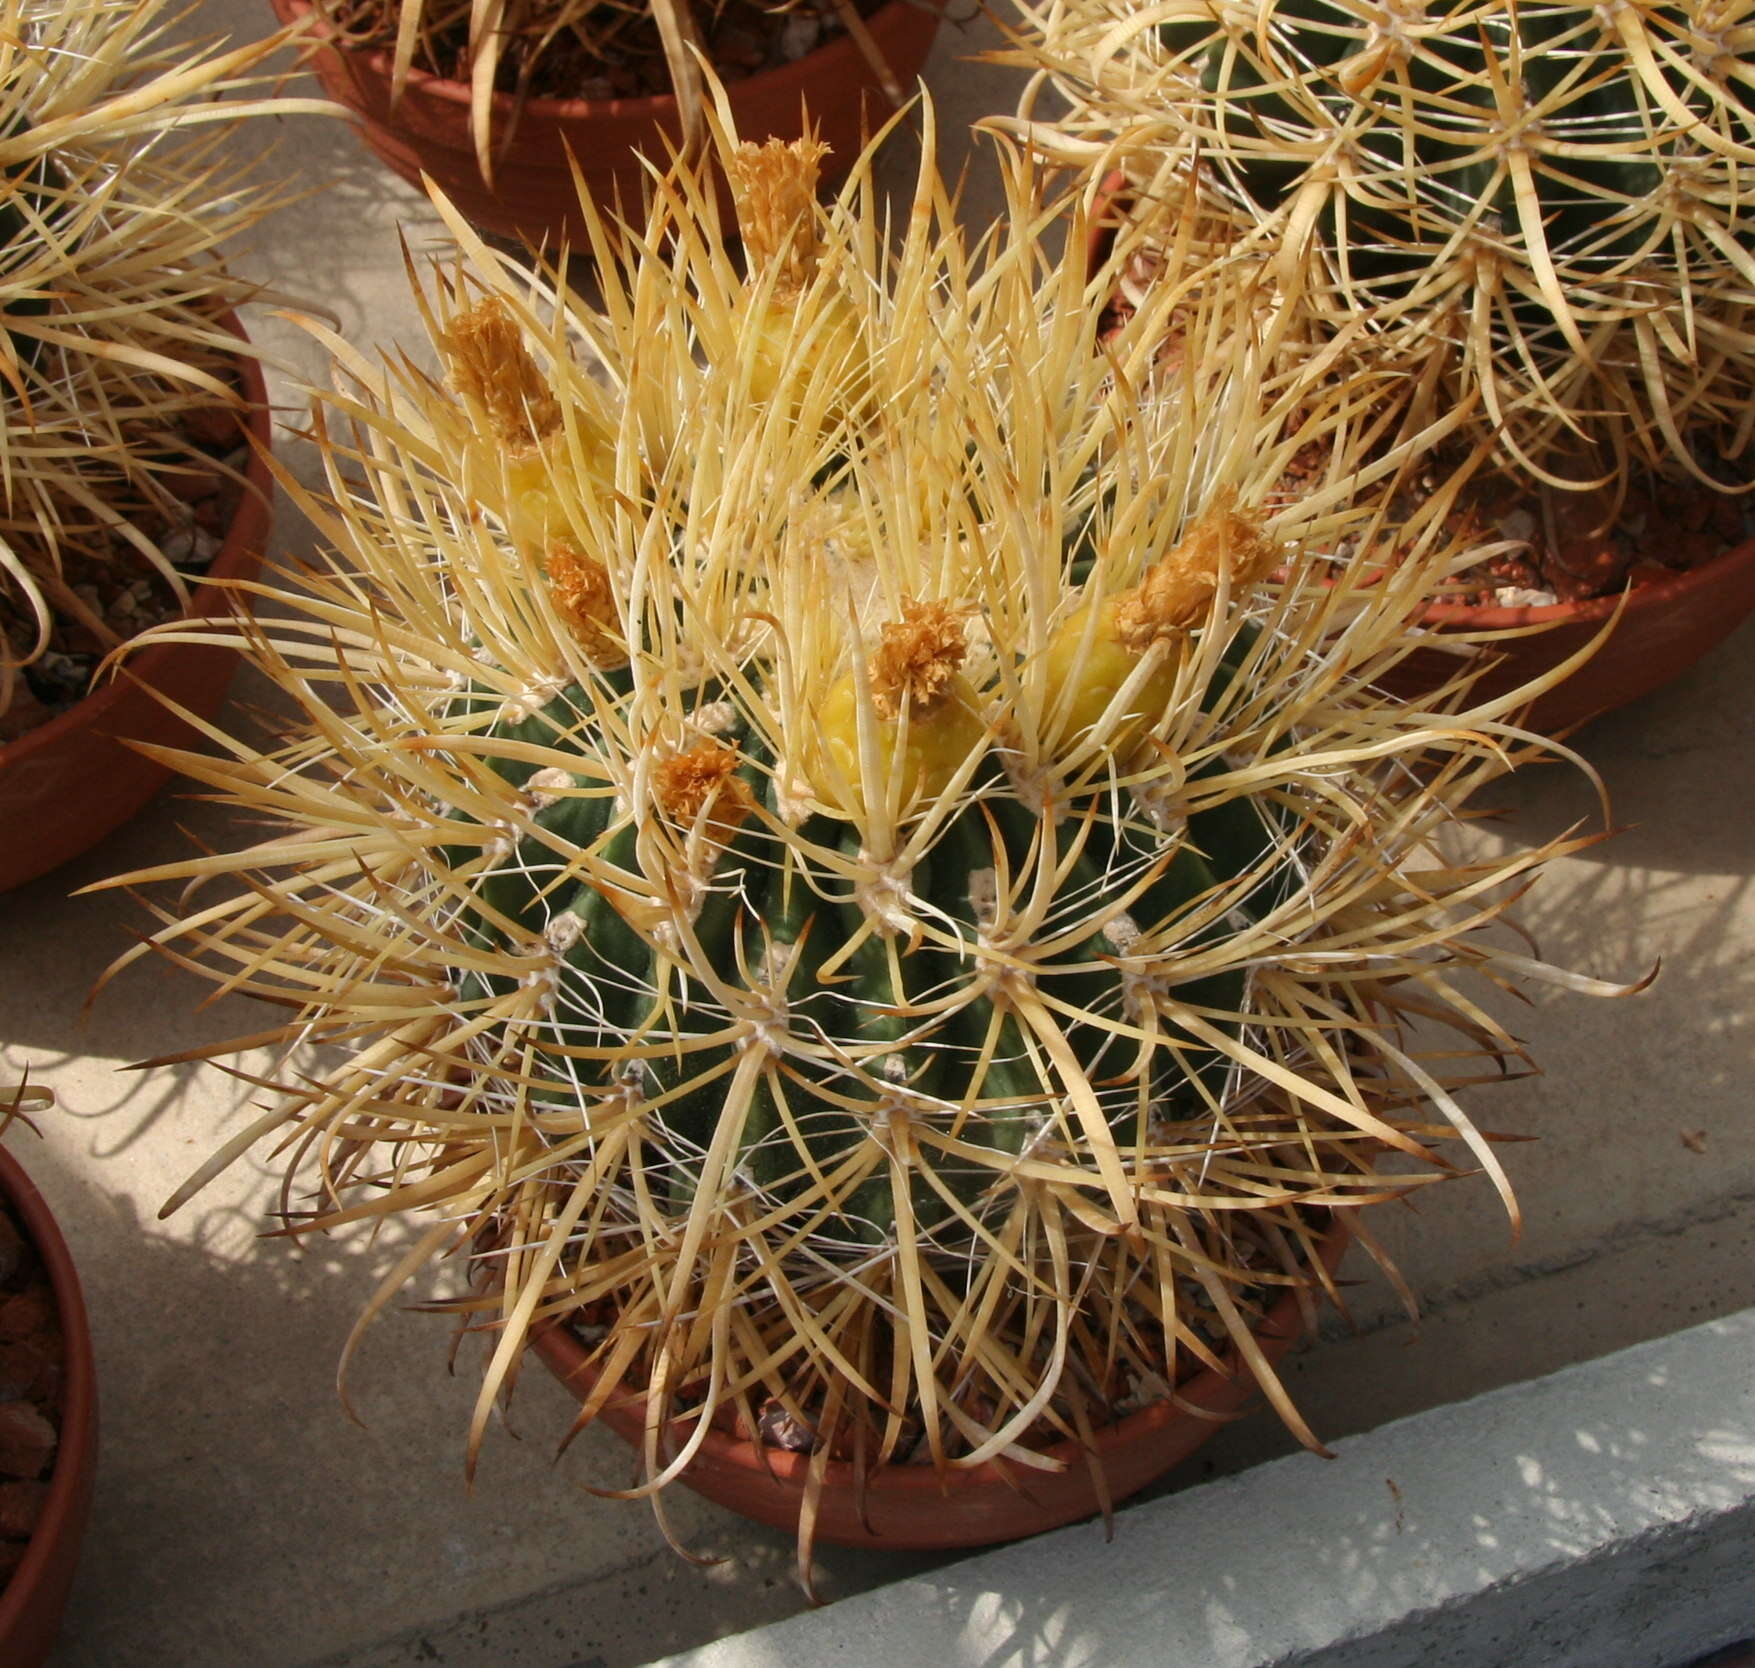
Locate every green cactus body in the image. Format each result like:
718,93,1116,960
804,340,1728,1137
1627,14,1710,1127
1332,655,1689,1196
448,636,1289,1253
1129,2,1755,469
1171,4,1751,291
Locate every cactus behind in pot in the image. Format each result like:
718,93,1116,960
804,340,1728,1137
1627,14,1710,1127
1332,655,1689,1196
1003,1,1755,486
0,0,329,722
105,123,1633,1507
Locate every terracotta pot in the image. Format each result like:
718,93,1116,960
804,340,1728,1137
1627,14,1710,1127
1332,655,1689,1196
1368,546,1755,733
532,1224,1348,1550
0,331,271,893
272,0,945,248
0,1148,97,1667
1083,171,1755,734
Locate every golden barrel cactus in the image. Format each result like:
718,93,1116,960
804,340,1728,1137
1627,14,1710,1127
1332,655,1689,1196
106,121,1634,1538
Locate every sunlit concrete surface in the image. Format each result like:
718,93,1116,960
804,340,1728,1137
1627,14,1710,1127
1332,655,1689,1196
0,1,1750,1664
649,1310,1755,1668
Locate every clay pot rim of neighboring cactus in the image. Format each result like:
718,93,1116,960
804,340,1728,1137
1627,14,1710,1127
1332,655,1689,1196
277,0,931,125
0,316,274,892
0,319,273,769
1408,539,1755,632
270,0,943,243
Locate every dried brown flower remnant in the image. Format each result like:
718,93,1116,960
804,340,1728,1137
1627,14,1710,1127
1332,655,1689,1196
439,298,562,447
729,136,831,300
868,598,971,719
656,741,757,842
545,541,624,663
1112,497,1279,653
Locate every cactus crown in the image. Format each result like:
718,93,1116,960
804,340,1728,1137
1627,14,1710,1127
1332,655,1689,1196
106,123,1629,1531
1004,0,1755,488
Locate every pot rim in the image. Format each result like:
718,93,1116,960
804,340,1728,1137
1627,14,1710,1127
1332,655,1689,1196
534,1218,1351,1495
0,1144,96,1645
1412,535,1755,630
279,0,939,124
0,315,273,773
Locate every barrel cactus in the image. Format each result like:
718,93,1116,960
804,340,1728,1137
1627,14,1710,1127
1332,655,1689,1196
107,122,1631,1535
1002,1,1755,488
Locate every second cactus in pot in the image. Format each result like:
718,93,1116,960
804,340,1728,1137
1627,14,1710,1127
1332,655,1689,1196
1001,1,1755,726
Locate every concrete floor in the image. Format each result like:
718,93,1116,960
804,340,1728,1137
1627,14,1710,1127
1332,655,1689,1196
3,3,1753,1664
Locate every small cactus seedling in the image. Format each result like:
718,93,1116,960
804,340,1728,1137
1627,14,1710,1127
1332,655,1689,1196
106,121,1636,1540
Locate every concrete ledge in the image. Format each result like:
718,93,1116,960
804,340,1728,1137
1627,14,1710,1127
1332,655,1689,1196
647,1308,1755,1668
